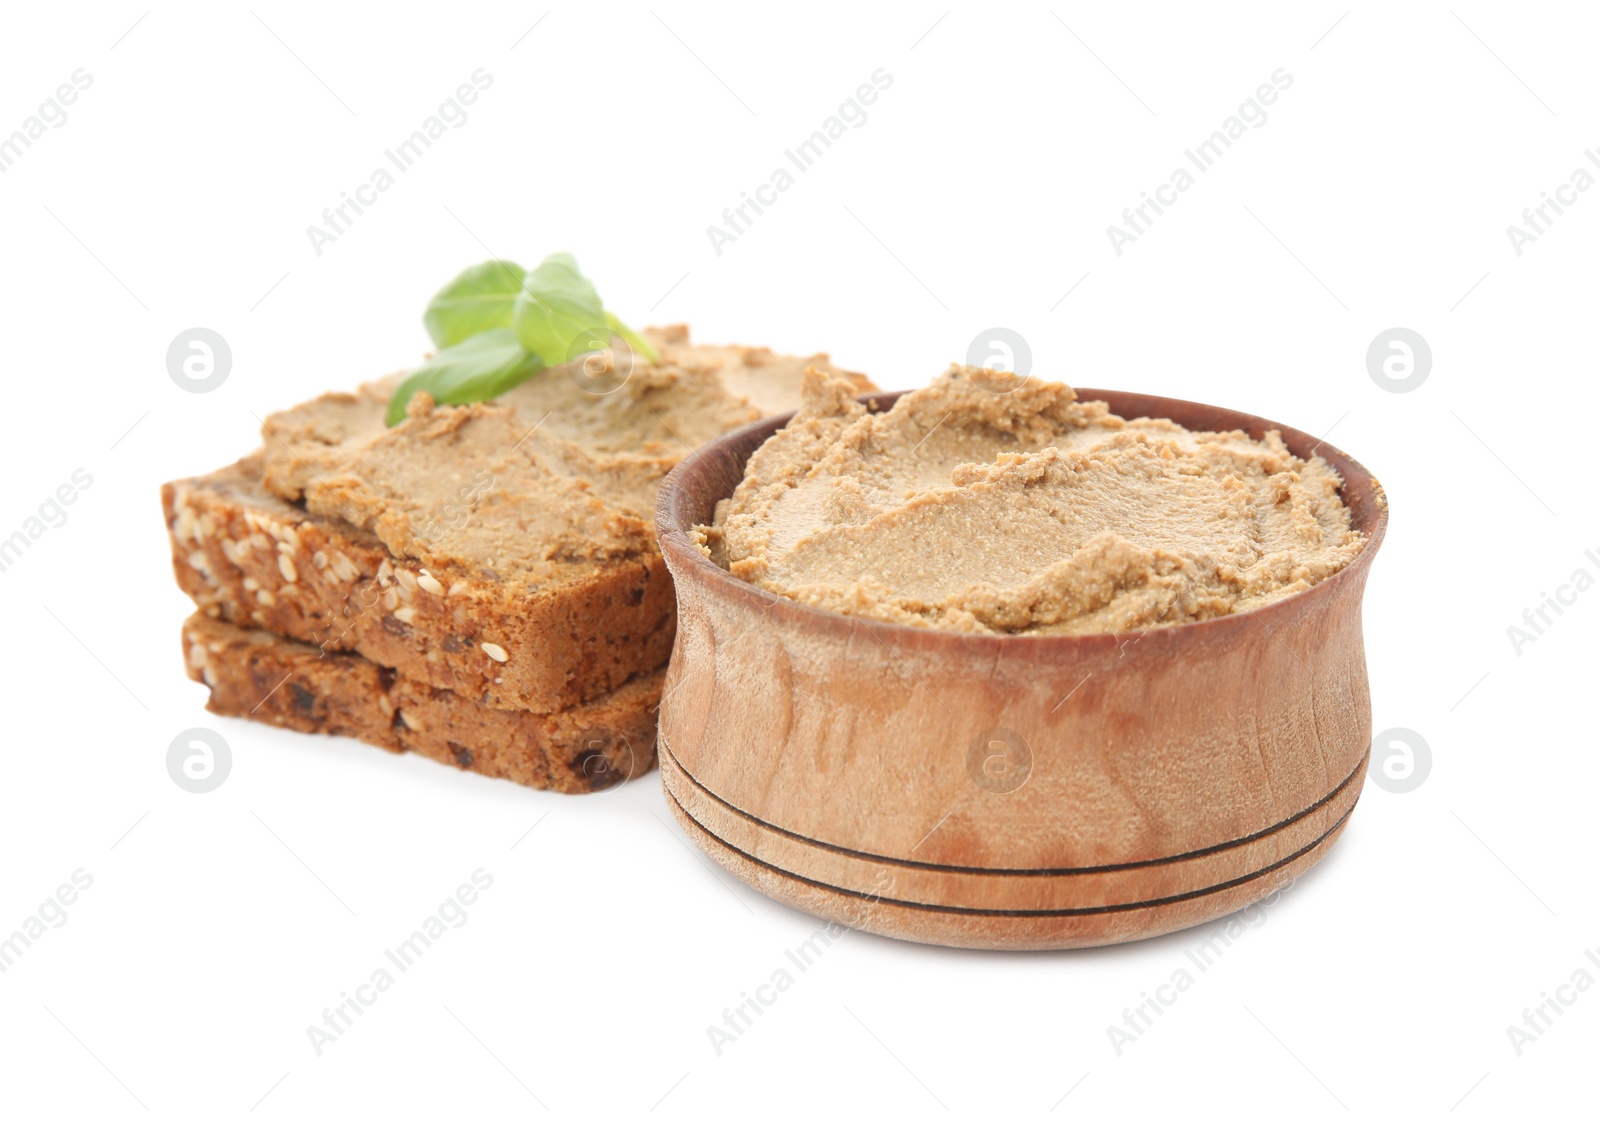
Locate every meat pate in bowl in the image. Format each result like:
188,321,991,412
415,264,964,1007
654,368,1387,950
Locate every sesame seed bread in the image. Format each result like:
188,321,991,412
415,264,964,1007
164,328,873,715
183,613,660,792
164,454,674,713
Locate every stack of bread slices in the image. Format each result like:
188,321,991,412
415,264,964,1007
164,327,871,792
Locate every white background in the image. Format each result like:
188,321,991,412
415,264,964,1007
0,2,1594,1118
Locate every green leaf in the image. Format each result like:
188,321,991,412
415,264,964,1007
423,260,526,348
386,329,544,426
513,252,611,366
604,311,659,365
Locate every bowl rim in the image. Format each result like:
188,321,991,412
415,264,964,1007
654,386,1388,652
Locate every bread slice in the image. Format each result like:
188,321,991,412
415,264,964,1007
182,613,660,792
164,455,674,714
165,327,873,713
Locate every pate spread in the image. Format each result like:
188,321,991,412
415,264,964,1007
695,366,1365,634
257,327,873,586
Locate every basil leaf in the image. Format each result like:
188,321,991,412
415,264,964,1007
386,329,544,426
604,311,659,365
513,252,610,366
423,260,527,348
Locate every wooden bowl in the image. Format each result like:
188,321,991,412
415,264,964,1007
654,389,1387,950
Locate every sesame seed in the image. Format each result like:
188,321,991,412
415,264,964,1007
447,580,468,597
278,553,298,583
481,641,509,662
393,607,418,623
417,573,445,595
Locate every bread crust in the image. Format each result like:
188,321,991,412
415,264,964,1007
183,613,660,793
164,456,675,713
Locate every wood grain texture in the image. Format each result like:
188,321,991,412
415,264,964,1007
654,389,1388,950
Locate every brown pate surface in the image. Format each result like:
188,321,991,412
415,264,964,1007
696,366,1365,635
257,326,873,586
